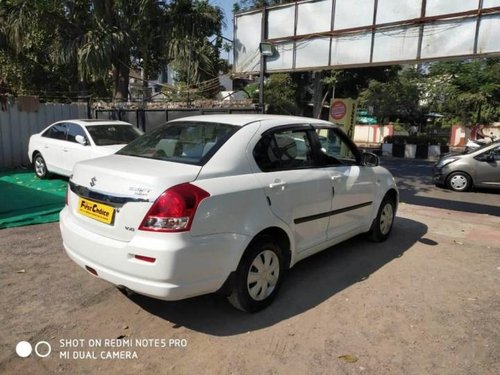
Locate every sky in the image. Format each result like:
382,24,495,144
211,0,235,42
210,1,236,62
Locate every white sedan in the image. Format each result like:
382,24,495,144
28,119,143,178
60,115,398,312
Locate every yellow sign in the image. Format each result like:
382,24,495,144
78,198,114,225
329,98,357,140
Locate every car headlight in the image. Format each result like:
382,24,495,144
436,158,458,169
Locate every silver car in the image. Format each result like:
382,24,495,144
433,141,500,191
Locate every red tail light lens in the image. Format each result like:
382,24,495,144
134,255,156,263
139,183,210,232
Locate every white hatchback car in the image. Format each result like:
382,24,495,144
60,115,398,312
28,119,142,178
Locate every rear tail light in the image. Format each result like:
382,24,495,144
65,184,69,206
139,183,209,232
134,255,156,263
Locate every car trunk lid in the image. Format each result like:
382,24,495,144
68,154,201,241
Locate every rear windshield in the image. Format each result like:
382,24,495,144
86,124,143,146
117,121,238,165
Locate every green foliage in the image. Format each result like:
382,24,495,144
359,67,422,125
247,73,297,114
0,0,224,100
265,74,297,114
166,0,224,89
423,59,500,125
334,66,401,99
234,1,295,12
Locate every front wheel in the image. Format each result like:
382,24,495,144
367,197,396,242
227,236,284,313
33,153,50,179
446,172,471,192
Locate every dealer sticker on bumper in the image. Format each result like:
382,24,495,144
78,198,114,224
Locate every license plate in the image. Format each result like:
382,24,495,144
78,198,115,225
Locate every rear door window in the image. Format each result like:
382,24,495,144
253,129,315,171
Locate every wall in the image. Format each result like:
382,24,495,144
0,102,88,169
353,124,394,144
449,125,500,146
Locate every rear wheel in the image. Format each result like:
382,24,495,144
227,236,284,313
33,153,50,179
367,196,396,242
446,172,471,192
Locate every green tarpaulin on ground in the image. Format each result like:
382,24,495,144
0,171,67,229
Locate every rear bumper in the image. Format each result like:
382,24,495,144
60,207,250,300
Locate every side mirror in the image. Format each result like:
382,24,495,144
75,135,88,145
362,152,379,167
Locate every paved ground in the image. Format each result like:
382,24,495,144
0,159,499,374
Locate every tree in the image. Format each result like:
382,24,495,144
359,68,421,125
167,0,225,98
0,1,86,97
0,0,225,100
423,59,500,125
234,1,295,12
246,73,297,114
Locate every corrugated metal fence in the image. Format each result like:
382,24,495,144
0,102,88,169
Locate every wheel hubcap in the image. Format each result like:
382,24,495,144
450,175,467,190
380,203,394,235
35,158,45,176
247,250,280,301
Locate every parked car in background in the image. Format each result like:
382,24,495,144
60,114,398,312
433,140,500,191
28,119,143,178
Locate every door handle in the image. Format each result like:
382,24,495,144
330,175,341,181
269,181,287,190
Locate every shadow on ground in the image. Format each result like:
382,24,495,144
127,216,426,336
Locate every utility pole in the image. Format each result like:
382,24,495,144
258,7,267,113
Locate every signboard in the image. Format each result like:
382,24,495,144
330,101,347,121
234,0,500,74
329,98,357,140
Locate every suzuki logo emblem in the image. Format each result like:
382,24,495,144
90,177,97,187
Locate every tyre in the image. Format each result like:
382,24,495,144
446,171,471,192
227,236,285,313
33,153,50,179
367,196,396,242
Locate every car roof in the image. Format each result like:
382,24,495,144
169,114,337,127
52,119,133,127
